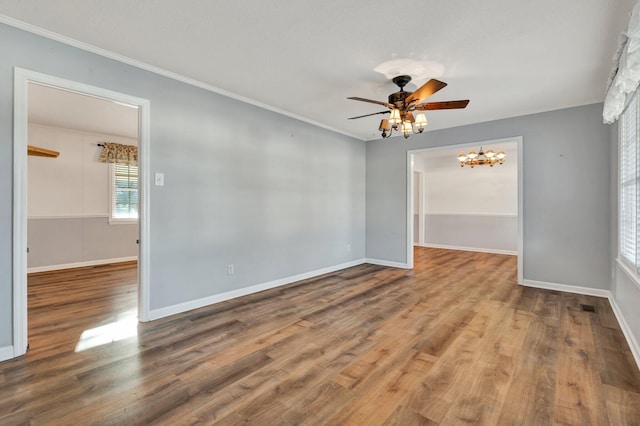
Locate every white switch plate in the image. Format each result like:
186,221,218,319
155,172,165,186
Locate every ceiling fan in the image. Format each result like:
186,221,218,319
347,75,469,139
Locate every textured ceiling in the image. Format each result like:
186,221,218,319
0,0,634,140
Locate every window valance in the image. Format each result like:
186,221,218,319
603,0,640,124
98,142,137,166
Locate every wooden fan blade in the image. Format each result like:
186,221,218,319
348,97,394,108
347,110,390,120
414,100,470,110
405,79,448,105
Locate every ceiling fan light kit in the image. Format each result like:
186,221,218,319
348,75,469,139
457,146,506,168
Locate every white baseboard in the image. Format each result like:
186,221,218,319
365,258,412,269
28,256,138,273
608,295,640,371
418,243,517,256
148,259,367,321
0,345,14,363
523,278,639,370
521,279,611,298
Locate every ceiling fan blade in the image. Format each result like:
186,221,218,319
405,79,448,105
347,97,394,108
347,110,390,120
414,100,470,110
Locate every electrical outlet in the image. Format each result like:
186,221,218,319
155,172,165,186
346,244,351,252
227,264,234,275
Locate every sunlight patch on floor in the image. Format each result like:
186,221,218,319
75,309,138,352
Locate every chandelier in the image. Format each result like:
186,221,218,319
457,146,506,168
379,110,428,139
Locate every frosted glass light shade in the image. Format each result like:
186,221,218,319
414,113,427,127
389,109,402,125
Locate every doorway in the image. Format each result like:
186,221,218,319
12,68,151,358
407,137,524,283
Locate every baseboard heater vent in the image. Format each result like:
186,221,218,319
580,304,597,313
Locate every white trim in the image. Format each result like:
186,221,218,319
27,256,138,274
0,14,363,142
108,219,139,225
616,257,640,292
148,259,367,320
521,279,611,298
28,215,110,220
418,243,517,256
406,151,414,269
517,135,524,285
414,170,425,246
12,68,152,360
0,346,14,363
138,100,151,322
608,294,640,370
365,258,412,269
13,68,28,358
423,213,518,218
407,136,524,284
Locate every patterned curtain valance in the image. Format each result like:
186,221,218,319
98,142,137,166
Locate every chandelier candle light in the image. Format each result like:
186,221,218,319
457,146,506,168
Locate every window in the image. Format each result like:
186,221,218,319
620,92,639,268
110,163,138,223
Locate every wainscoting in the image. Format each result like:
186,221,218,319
415,213,517,254
28,216,138,271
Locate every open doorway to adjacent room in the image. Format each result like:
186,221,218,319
27,83,139,354
408,137,523,283
13,69,151,359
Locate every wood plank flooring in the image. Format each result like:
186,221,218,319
1,248,639,425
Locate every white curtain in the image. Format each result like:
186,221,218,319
603,0,640,124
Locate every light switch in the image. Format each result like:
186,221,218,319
155,172,165,186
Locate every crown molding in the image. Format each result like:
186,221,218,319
0,15,365,141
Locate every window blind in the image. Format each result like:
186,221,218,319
620,92,638,267
112,163,139,219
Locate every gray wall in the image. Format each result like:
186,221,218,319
366,103,611,289
27,218,138,268
0,23,366,348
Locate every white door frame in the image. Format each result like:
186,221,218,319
406,136,524,284
12,68,152,358
412,170,425,246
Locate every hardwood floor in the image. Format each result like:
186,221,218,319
1,248,639,425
